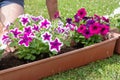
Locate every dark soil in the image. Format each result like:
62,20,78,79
0,42,84,70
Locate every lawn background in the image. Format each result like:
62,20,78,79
24,0,120,80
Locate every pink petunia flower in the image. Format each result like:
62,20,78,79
100,24,109,36
77,25,86,34
82,29,93,39
77,8,87,19
89,22,101,34
54,11,60,19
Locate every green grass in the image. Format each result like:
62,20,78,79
24,0,120,80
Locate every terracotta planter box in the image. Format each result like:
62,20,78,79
0,34,118,80
110,28,120,54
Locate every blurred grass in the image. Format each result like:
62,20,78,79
25,0,120,17
24,0,120,80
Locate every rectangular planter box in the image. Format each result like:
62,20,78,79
110,28,120,54
0,33,119,80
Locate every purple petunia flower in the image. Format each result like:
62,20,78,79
86,19,95,27
41,32,52,43
55,27,64,34
3,22,11,31
32,24,40,32
40,19,51,29
74,14,80,23
24,26,33,35
82,29,93,39
58,20,64,27
31,16,40,22
77,25,86,34
38,16,44,21
66,23,77,31
100,25,109,36
89,23,101,34
66,18,72,24
49,38,63,52
2,34,11,44
2,34,9,41
10,28,22,38
82,17,92,21
19,33,33,47
77,8,87,19
19,15,30,26
102,16,109,23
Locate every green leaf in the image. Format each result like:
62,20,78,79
0,50,4,58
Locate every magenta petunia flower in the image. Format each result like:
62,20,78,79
74,14,81,23
10,28,22,38
19,33,33,47
66,23,77,31
2,34,9,41
100,25,109,36
32,24,40,32
41,32,52,43
20,16,30,26
86,19,95,27
54,11,60,19
49,38,63,52
94,14,101,21
38,16,44,21
82,29,93,39
31,16,40,22
77,8,87,19
77,25,86,34
89,23,101,34
24,26,32,35
2,34,11,44
102,16,109,23
40,19,51,29
55,27,65,34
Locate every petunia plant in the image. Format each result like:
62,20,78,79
1,14,74,60
70,8,110,46
0,8,111,61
